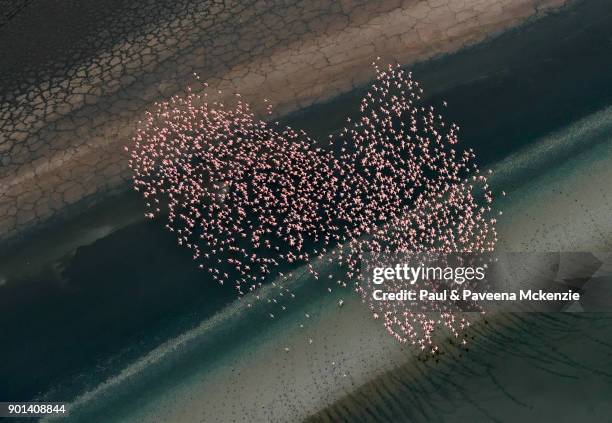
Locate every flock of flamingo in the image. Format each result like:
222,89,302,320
127,62,499,352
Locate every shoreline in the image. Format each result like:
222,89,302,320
4,0,609,258
0,0,575,246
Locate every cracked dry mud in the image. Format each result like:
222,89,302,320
0,0,571,246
